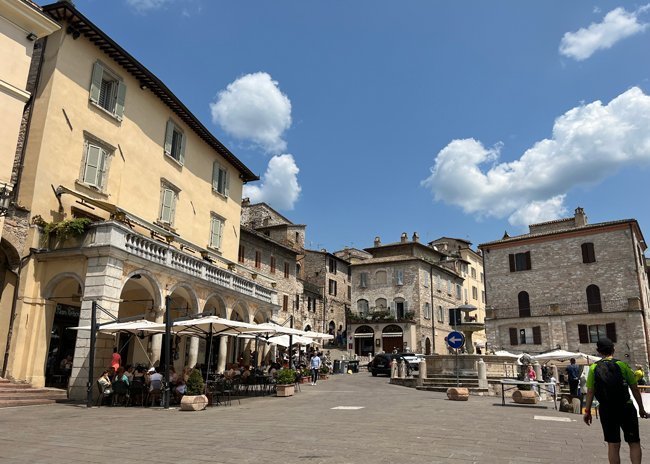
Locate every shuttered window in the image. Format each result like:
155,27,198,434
209,215,224,249
578,324,589,343
164,120,186,165
89,62,126,120
509,252,532,272
212,162,229,196
509,328,518,346
581,243,596,263
532,326,542,345
254,251,261,268
82,142,108,189
159,184,178,225
518,291,531,317
581,323,616,343
396,270,404,285
270,256,276,273
586,285,602,313
238,245,245,263
359,273,367,288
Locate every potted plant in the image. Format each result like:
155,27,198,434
276,368,296,397
180,369,208,411
319,365,330,380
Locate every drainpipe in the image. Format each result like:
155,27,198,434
13,37,48,202
2,250,35,377
430,264,436,354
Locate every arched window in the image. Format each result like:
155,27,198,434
423,302,431,319
518,291,530,317
375,298,387,312
357,299,369,316
581,243,596,263
587,285,602,313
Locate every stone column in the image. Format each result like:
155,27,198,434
477,358,488,389
464,331,475,354
390,358,398,379
69,255,123,402
188,337,199,368
418,359,427,387
216,336,228,373
150,309,164,366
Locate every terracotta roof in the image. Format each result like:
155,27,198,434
479,218,645,248
41,1,258,182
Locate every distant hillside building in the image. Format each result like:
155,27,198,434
479,208,650,366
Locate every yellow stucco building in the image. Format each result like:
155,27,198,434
0,1,278,400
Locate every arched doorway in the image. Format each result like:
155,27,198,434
382,325,403,353
117,273,160,369
203,294,227,372
0,239,19,375
44,275,83,387
304,324,312,332
163,285,198,371
328,320,335,336
425,337,431,355
354,325,374,357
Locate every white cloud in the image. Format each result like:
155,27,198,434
125,0,171,12
559,5,649,61
244,154,301,210
421,87,650,227
210,72,292,154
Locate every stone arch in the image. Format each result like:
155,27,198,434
166,282,200,315
0,238,20,269
204,293,227,317
122,269,162,310
42,272,84,301
252,309,267,324
230,301,250,323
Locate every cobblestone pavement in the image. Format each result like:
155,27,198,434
1,373,647,464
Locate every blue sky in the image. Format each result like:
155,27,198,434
62,1,650,252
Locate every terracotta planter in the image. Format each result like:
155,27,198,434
446,387,469,401
512,390,537,404
276,384,295,397
180,394,208,411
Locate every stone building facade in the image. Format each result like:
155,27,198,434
301,250,350,337
240,201,330,335
479,208,650,367
347,233,469,357
0,2,277,400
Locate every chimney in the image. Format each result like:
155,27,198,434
241,197,250,206
400,232,408,243
412,232,419,243
374,236,381,247
574,207,587,227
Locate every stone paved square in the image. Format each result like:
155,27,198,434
2,374,647,464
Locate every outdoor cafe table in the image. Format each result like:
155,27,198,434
500,379,558,410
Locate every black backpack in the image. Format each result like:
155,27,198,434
593,358,630,405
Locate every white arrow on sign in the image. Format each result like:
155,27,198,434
449,335,462,344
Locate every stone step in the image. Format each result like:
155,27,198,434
0,382,33,389
0,389,67,399
0,399,57,408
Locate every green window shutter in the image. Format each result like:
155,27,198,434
532,326,542,344
217,218,223,248
164,120,174,155
161,189,173,223
212,163,218,191
84,144,102,186
97,148,107,188
224,168,230,197
578,324,589,343
509,328,518,346
169,191,177,225
178,131,186,165
115,82,126,120
89,62,103,103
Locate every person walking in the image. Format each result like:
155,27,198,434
584,338,647,464
310,352,321,386
567,357,581,397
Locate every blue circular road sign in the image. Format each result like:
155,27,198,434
446,331,465,349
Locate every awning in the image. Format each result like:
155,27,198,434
354,333,373,338
382,332,403,338
69,319,162,334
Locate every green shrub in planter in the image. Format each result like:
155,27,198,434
276,368,296,385
186,369,205,395
319,365,330,375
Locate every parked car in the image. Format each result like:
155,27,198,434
368,353,411,377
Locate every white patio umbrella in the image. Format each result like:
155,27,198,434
264,334,315,347
146,316,276,336
302,331,334,340
69,319,163,334
574,352,601,363
531,349,579,362
493,350,521,358
250,322,310,337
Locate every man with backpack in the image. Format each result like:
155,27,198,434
584,338,648,464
